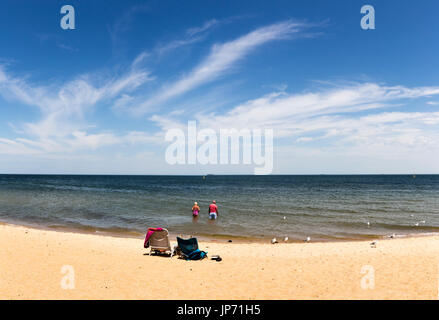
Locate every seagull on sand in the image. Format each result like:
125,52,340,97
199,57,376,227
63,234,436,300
304,236,311,242
370,240,378,247
271,238,278,244
284,236,289,242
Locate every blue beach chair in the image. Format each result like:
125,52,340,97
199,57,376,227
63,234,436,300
176,237,207,260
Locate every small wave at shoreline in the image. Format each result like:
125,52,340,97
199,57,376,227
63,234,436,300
2,218,439,244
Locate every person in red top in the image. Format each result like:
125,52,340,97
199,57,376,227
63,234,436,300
208,200,219,220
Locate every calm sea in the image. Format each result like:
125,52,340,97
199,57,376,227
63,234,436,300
0,174,438,242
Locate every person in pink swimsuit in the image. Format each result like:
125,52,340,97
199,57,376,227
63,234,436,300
192,202,200,217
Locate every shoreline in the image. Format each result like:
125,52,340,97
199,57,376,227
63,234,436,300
2,222,439,299
1,219,438,245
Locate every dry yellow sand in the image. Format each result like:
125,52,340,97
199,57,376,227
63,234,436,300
1,223,439,300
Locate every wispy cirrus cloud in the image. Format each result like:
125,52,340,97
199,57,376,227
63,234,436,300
151,82,439,153
130,20,307,115
0,64,152,137
194,83,439,132
186,19,222,37
57,43,79,52
0,62,158,155
154,16,245,57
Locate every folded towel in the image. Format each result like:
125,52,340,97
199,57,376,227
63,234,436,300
143,227,163,248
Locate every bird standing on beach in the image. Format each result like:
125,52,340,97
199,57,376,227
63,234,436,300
271,238,278,244
284,236,288,242
305,236,311,242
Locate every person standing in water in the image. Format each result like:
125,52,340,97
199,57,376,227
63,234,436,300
208,200,219,220
192,202,200,217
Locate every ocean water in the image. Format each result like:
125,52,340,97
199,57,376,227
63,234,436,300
0,174,438,242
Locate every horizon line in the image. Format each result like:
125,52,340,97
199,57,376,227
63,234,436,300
0,173,435,176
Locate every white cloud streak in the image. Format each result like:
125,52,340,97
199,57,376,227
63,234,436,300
152,82,439,154
132,20,305,115
0,64,157,155
195,83,439,132
0,65,152,136
186,19,221,36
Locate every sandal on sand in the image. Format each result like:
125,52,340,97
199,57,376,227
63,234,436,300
211,255,222,262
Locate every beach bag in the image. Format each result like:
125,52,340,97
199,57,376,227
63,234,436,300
186,249,208,261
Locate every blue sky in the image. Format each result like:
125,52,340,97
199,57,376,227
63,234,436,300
0,0,439,174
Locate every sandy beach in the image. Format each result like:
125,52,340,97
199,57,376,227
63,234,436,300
1,223,438,300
